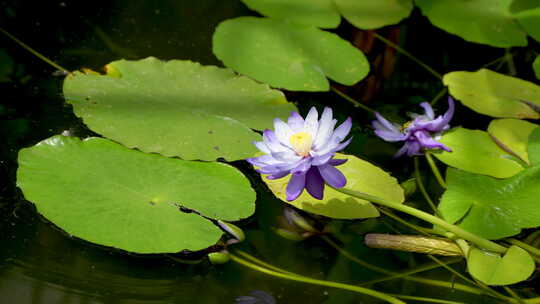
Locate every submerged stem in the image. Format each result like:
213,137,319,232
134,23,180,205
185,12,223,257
425,153,447,189
333,188,507,254
331,87,375,114
0,27,69,73
373,32,442,80
414,157,441,216
229,251,405,304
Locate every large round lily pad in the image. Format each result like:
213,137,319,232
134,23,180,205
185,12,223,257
212,17,369,91
17,135,256,253
416,0,527,47
434,127,524,178
444,69,540,119
439,167,540,240
63,57,296,161
261,154,404,219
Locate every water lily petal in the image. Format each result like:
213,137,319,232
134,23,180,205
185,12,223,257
318,164,346,188
305,167,324,200
405,140,422,156
419,102,435,119
287,112,305,132
263,129,289,152
291,158,312,175
271,150,302,163
313,107,336,149
246,154,279,167
286,173,306,201
373,112,400,133
374,129,407,142
273,118,294,146
415,131,451,152
394,143,410,158
311,152,333,166
304,107,319,138
314,136,352,156
332,117,352,142
267,171,290,180
413,97,454,132
253,141,270,154
329,158,347,166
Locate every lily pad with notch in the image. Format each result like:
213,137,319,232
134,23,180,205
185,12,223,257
439,167,540,240
212,17,369,92
17,135,256,253
467,245,535,285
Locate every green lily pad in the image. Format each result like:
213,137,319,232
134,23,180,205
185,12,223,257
334,0,413,30
528,127,540,165
17,135,256,253
533,55,540,80
487,118,539,164
443,69,540,119
415,0,527,47
240,0,340,28
63,57,296,161
212,17,369,92
433,127,523,178
468,246,535,285
261,154,404,219
439,167,540,239
514,6,540,42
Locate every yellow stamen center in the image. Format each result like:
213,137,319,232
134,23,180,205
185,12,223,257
289,132,313,157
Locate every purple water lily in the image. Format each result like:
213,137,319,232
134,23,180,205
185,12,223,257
247,107,352,201
373,97,454,157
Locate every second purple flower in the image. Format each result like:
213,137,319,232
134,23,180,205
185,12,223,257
247,107,352,201
372,97,455,157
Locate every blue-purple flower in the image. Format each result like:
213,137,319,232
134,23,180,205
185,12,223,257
372,97,455,157
247,107,352,201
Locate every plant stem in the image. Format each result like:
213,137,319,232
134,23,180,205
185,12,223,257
234,249,297,276
387,294,466,304
414,157,441,216
425,153,447,189
377,207,432,235
430,88,448,106
0,27,69,73
322,235,487,296
229,251,405,304
505,48,517,76
427,255,509,301
373,32,442,80
333,188,507,254
322,235,393,274
331,87,375,114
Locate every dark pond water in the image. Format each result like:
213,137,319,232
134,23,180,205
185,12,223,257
1,1,538,303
